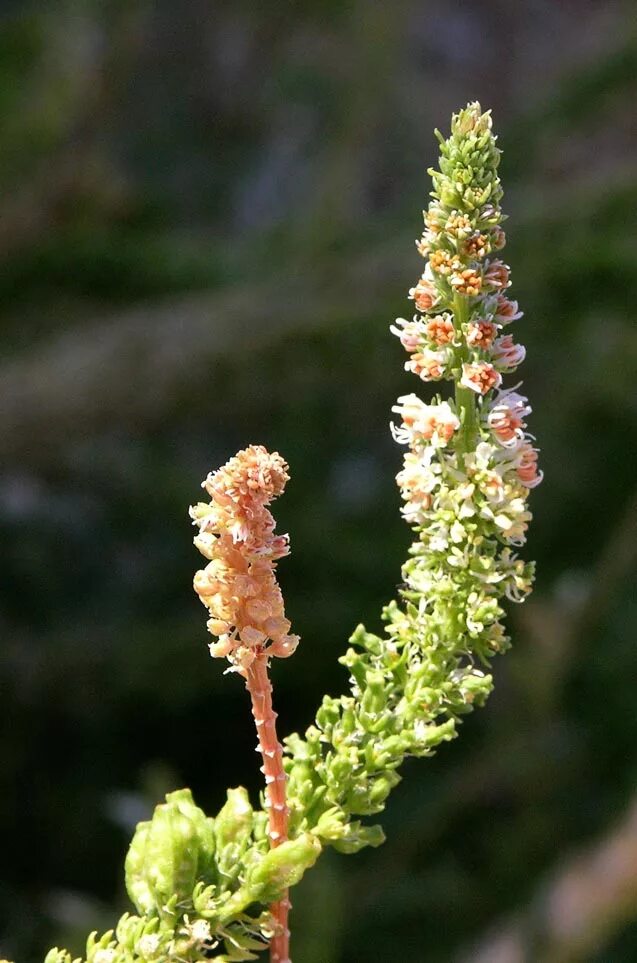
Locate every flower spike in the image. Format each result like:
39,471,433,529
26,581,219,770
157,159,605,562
282,103,541,885
191,445,299,675
391,100,540,658
191,445,299,962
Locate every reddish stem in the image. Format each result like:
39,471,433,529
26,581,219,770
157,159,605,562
245,652,291,963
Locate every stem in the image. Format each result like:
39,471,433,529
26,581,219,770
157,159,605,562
452,292,478,459
245,653,291,963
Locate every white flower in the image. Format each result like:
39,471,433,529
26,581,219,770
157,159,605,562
137,935,161,959
190,919,212,943
390,316,427,351
466,441,498,473
450,519,466,543
447,546,469,567
93,952,116,963
391,395,459,448
429,532,449,553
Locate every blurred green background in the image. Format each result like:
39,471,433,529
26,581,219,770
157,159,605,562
1,1,636,961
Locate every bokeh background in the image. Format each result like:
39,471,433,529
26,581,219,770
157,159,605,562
1,1,636,960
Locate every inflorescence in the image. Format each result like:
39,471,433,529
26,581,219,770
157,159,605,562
391,100,541,657
282,100,540,863
42,102,540,963
191,445,299,675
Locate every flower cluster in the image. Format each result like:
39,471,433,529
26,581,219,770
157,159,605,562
391,101,540,660
45,789,320,963
282,102,540,860
190,445,299,675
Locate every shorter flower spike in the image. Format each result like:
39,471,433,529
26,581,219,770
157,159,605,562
191,445,298,962
190,445,299,676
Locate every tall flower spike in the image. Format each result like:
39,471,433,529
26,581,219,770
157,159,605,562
392,101,541,656
191,445,298,963
281,102,540,877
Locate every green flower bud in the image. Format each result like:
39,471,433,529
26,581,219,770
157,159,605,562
315,695,341,731
344,771,401,816
313,806,348,841
85,931,115,963
246,833,321,902
360,671,387,716
366,734,408,769
331,821,385,854
44,952,74,963
124,823,154,915
327,748,357,786
214,787,253,850
214,787,255,885
125,789,212,916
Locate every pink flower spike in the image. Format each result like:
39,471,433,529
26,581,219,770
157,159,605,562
191,445,298,674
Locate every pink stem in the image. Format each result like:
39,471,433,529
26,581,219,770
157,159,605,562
245,652,291,963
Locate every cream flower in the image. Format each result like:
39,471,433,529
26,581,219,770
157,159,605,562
406,347,451,381
391,395,459,448
408,274,439,312
460,362,502,395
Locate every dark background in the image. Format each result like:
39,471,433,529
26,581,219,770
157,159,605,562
1,1,636,960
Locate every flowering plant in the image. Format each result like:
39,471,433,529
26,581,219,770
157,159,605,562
43,102,539,963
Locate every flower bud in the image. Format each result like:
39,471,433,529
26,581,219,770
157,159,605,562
125,789,214,916
247,833,322,901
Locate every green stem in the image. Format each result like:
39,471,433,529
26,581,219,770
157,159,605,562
452,293,478,461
